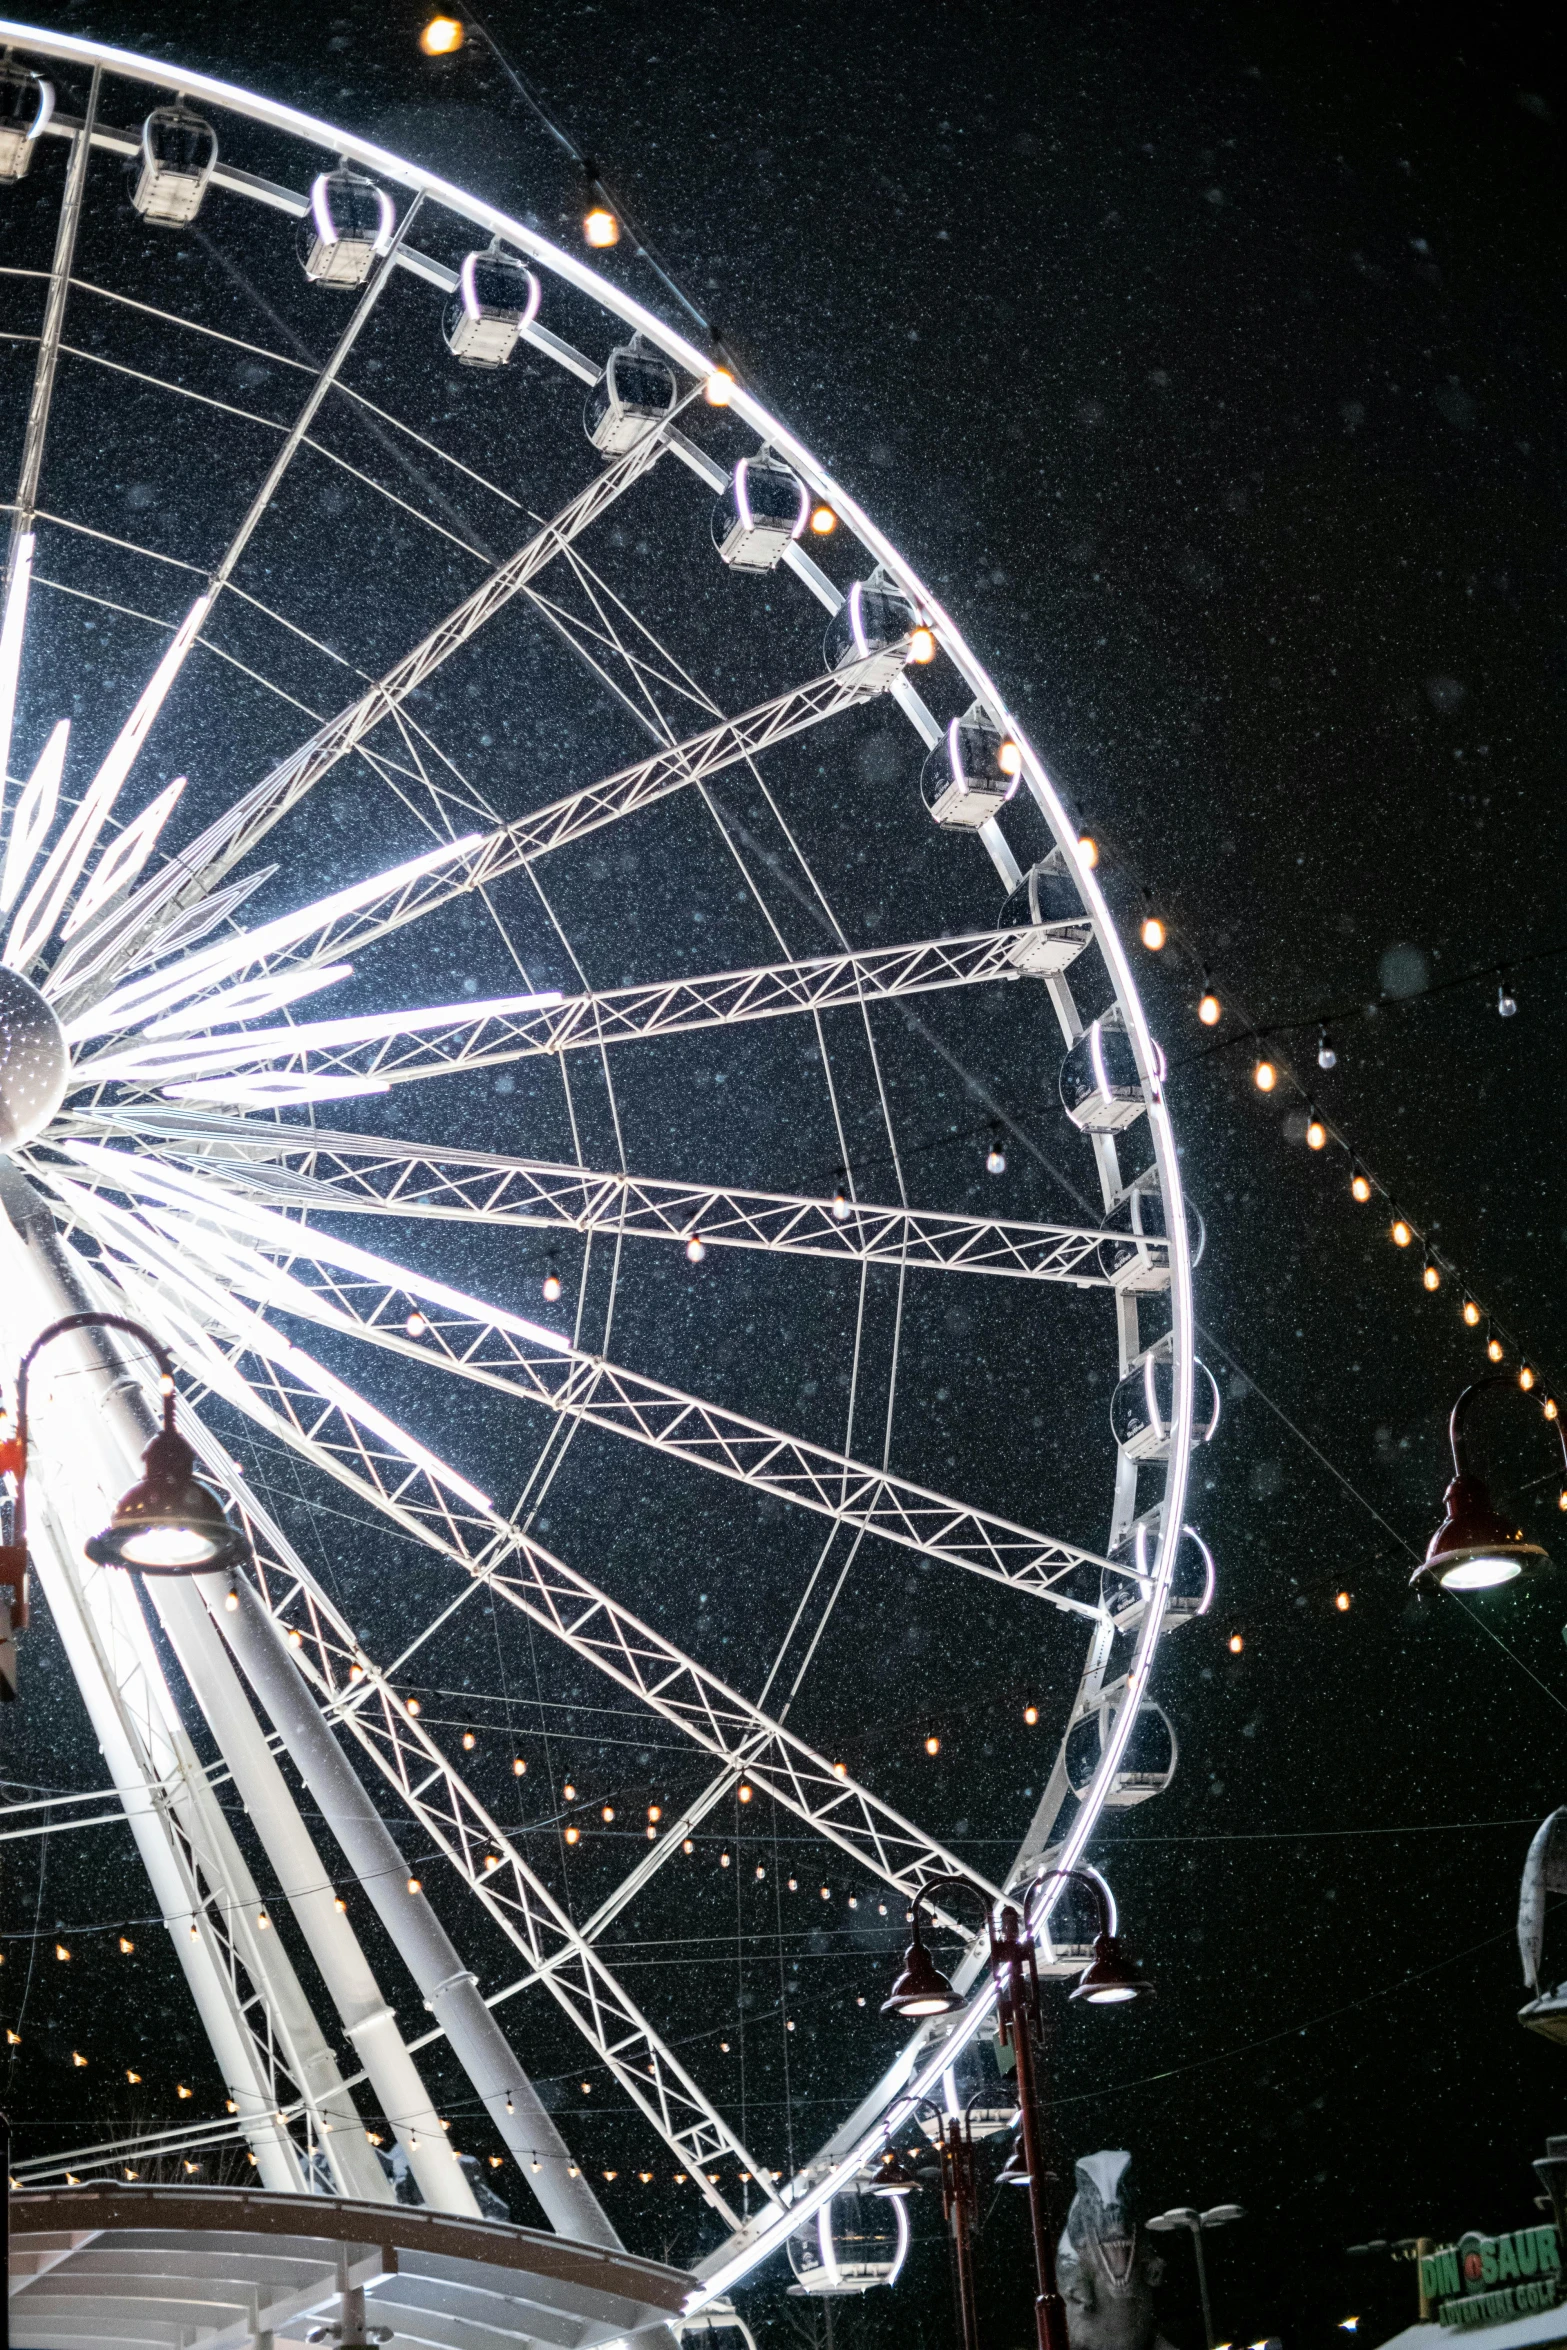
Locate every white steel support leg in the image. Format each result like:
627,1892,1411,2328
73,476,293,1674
150,1579,474,2214
0,1167,403,2193
209,1577,624,2251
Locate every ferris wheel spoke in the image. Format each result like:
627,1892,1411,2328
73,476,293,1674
70,1111,1164,1290
77,929,1073,1109
53,1151,1120,1611
55,420,687,1021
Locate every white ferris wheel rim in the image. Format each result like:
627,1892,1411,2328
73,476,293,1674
0,16,1196,2309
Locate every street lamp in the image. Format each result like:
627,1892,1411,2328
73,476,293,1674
1417,1374,1563,1592
1148,2203,1246,2350
872,2091,999,2350
883,1870,1152,2350
1,1312,246,1622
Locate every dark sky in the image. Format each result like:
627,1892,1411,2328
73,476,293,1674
4,3,1567,2347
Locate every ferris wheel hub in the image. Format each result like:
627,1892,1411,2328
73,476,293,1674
0,966,67,1149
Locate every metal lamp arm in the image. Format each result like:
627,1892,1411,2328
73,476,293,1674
1023,1866,1112,1945
7,1311,175,1551
908,1871,997,1947
1450,1373,1567,1483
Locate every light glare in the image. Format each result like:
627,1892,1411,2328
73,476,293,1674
419,16,465,53
584,206,619,248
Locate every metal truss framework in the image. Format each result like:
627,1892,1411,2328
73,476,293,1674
65,1109,1169,1290
0,24,1198,2308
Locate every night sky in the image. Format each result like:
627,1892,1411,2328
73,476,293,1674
2,4,1566,2349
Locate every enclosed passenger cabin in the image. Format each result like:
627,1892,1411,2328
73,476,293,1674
0,62,53,184
443,246,540,367
787,2187,909,2295
1107,1518,1216,1636
999,847,1093,975
920,705,1021,832
584,340,678,455
132,106,218,225
1096,1171,1172,1292
1036,1865,1117,1978
1110,1343,1220,1463
823,578,918,687
1066,1696,1178,1808
711,456,809,571
298,168,396,287
1059,1005,1156,1134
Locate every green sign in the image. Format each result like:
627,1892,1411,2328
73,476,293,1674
1420,2227,1562,2330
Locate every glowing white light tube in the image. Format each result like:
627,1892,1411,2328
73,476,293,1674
145,963,355,1038
65,833,486,1043
0,717,66,913
0,529,36,807
83,988,564,1085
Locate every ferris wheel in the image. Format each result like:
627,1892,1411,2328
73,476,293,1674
0,20,1207,2316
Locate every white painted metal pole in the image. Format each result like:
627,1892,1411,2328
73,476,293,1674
153,1579,474,2214
211,1581,624,2249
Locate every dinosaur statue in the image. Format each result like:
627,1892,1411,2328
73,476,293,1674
1057,2150,1177,2350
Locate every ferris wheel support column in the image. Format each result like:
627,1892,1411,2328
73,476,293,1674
149,1579,476,2215
208,1578,626,2251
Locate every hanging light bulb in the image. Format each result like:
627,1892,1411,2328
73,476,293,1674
1391,1218,1413,1248
1545,1397,1560,1423
998,739,1023,778
405,1312,428,1338
831,1179,852,1221
1423,1260,1441,1292
1520,1364,1537,1392
737,1784,753,1803
1076,834,1099,870
223,1581,240,1612
1317,1025,1337,1070
541,1261,562,1303
1023,1702,1038,1725
985,1129,1007,1175
685,1234,706,1263
1498,977,1518,1018
1305,1112,1327,1151
1227,1633,1244,1654
1253,1059,1277,1092
1198,989,1222,1026
419,16,465,54
704,368,735,406
1335,1590,1352,1612
1463,1298,1481,1327
1487,1329,1505,1364
809,504,838,536
924,1732,940,1756
564,1826,580,1846
462,1729,475,1751
1140,911,1166,952
1351,1167,1372,1203
583,202,619,249
908,625,937,663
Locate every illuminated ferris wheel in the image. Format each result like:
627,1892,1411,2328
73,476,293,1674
0,21,1207,2315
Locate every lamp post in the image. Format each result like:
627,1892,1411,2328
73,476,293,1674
1416,1374,1565,1592
883,1871,1152,2350
0,1312,247,1686
1148,2204,1246,2350
873,2090,997,2350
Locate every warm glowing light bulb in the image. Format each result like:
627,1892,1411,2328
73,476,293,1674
998,739,1023,778
419,15,465,54
541,1268,562,1302
1520,1364,1537,1392
986,1140,1007,1175
1423,1262,1441,1291
1253,1060,1276,1092
924,1733,940,1755
1198,991,1221,1026
1077,835,1099,870
1335,1590,1351,1612
1559,1488,1567,1513
1390,1219,1412,1248
406,1311,428,1337
648,1803,662,1821
907,624,936,662
704,368,734,405
1023,1702,1038,1724
563,1781,576,1800
1227,1633,1244,1654
1545,1397,1559,1422
682,1838,695,1854
564,1826,580,1846
119,1936,134,1954
810,504,838,536
407,1876,422,1895
513,1755,526,1775
738,1783,753,1802
1463,1299,1481,1326
462,1729,475,1750
600,1803,615,1822
1351,1171,1372,1202
584,206,619,248
1488,1335,1505,1363
1141,915,1166,952
686,1234,706,1263
1306,1117,1327,1151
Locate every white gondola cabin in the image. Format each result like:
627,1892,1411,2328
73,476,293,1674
298,168,395,287
1066,1696,1177,1808
920,706,1021,831
1096,1170,1172,1292
1059,1005,1156,1133
823,578,918,685
1108,1519,1216,1636
132,106,218,225
584,341,678,454
1110,1342,1220,1462
787,2186,909,2295
999,848,1093,974
711,456,808,571
443,246,540,367
0,62,53,184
